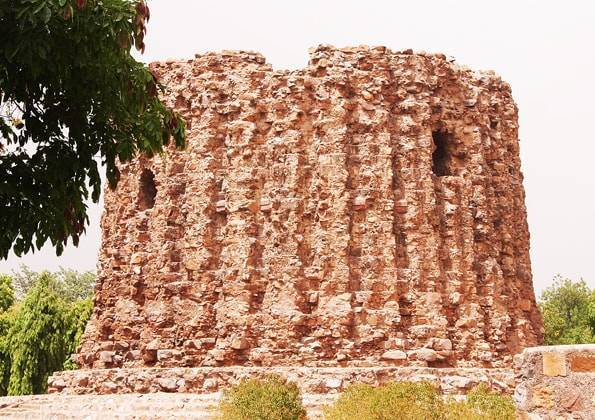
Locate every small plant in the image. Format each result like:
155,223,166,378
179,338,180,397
323,381,516,420
217,374,306,420
463,383,516,419
323,381,443,420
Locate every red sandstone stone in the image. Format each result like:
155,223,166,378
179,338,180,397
72,46,542,373
569,353,595,372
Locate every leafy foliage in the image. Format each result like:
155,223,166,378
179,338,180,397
0,306,15,395
439,385,516,420
539,275,595,345
6,274,67,395
323,381,444,420
0,274,14,311
10,265,95,301
0,0,185,258
62,297,92,370
323,381,515,420
0,270,93,395
218,374,307,420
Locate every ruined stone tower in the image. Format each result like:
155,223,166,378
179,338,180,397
74,46,542,376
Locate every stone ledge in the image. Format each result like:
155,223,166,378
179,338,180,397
49,366,515,396
520,344,595,354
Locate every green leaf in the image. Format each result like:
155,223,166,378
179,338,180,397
42,6,51,23
0,0,186,258
32,2,46,16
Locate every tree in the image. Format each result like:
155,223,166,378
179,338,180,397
62,297,92,369
0,268,94,395
0,274,15,395
55,267,96,302
0,305,14,395
539,276,594,345
0,275,14,311
7,273,68,395
10,265,95,301
0,0,185,259
8,265,38,299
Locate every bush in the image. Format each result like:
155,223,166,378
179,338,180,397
463,383,516,419
441,384,516,420
218,374,306,420
324,381,516,420
324,381,443,420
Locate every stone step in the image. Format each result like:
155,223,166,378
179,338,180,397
0,394,219,419
0,392,336,419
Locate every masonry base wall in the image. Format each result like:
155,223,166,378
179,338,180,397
514,344,595,419
48,366,515,396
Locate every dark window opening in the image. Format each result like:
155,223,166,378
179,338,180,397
432,130,450,176
138,169,157,210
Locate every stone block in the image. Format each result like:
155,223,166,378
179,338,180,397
531,385,554,409
542,352,567,377
569,353,595,372
381,350,407,361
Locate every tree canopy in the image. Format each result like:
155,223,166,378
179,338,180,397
0,268,93,395
10,264,95,300
539,275,595,345
0,0,185,258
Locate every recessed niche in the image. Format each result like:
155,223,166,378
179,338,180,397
432,131,451,176
432,129,465,177
138,169,157,210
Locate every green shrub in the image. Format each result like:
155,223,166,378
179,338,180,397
217,374,306,420
323,381,443,420
324,381,516,420
463,383,516,419
0,270,94,395
7,274,69,395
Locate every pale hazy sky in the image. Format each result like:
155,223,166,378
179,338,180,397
1,0,594,296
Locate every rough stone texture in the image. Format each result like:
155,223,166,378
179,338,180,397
48,366,515,396
0,392,339,419
74,45,542,371
514,344,595,419
0,393,220,419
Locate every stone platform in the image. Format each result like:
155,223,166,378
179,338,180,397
0,393,220,419
41,366,513,418
48,366,515,396
0,392,343,419
5,345,591,418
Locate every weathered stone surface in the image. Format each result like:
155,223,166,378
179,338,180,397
569,352,595,373
71,46,542,371
381,350,407,361
48,366,515,396
542,352,567,377
0,393,221,419
514,344,595,419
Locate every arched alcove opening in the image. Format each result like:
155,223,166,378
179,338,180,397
432,130,453,177
138,168,157,210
